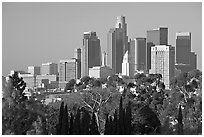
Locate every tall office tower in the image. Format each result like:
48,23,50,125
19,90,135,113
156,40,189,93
107,28,124,74
129,38,146,72
59,59,77,89
41,62,58,75
82,31,101,77
28,66,41,76
176,32,191,64
149,45,175,89
115,16,128,54
74,48,81,79
175,32,197,72
146,27,168,71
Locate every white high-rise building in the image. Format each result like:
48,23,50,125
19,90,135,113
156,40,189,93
149,45,175,89
122,51,134,77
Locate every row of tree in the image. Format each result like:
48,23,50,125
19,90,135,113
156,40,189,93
56,102,100,135
104,96,132,134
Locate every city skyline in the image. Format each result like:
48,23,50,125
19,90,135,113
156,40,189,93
2,2,202,76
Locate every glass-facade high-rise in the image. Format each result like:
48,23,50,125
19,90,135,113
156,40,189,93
107,16,128,74
82,31,101,77
74,48,81,79
175,32,197,72
146,27,168,71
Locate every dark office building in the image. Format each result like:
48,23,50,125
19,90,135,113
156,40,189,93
146,27,168,71
82,31,101,77
74,48,81,79
107,28,123,74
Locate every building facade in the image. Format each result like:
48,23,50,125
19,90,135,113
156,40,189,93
115,16,128,54
107,28,124,74
59,59,77,89
107,16,129,74
149,45,175,89
82,31,101,77
36,75,58,88
89,66,114,79
41,62,58,75
74,48,81,79
28,66,41,76
146,27,168,71
175,32,197,72
122,50,135,77
129,38,146,72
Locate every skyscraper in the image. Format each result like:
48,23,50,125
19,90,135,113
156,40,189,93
176,32,191,64
107,16,128,74
82,31,101,77
146,27,168,71
115,16,128,54
59,59,77,89
107,28,123,74
129,38,146,72
41,62,58,75
149,45,175,89
175,32,197,72
74,48,81,79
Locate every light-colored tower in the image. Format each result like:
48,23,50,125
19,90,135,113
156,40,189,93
146,27,168,71
149,45,175,89
122,50,134,77
59,59,77,89
41,62,58,75
28,66,41,76
82,31,101,77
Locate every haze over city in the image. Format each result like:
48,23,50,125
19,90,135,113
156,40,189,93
2,2,202,76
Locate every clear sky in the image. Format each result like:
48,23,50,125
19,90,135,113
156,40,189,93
2,2,202,76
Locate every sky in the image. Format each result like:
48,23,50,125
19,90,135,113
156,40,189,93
2,2,202,76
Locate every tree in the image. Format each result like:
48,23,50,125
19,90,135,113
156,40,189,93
2,72,35,135
132,105,161,134
64,79,76,92
69,112,74,135
81,75,91,85
73,108,81,134
56,102,64,134
177,104,183,135
81,109,91,134
60,104,69,134
125,101,132,134
118,96,125,134
104,114,110,135
90,112,100,135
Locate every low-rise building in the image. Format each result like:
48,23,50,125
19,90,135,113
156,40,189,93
89,66,114,79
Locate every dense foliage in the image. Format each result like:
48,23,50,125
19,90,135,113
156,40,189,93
2,69,202,135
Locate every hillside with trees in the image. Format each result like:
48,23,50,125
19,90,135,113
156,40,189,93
2,69,202,135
